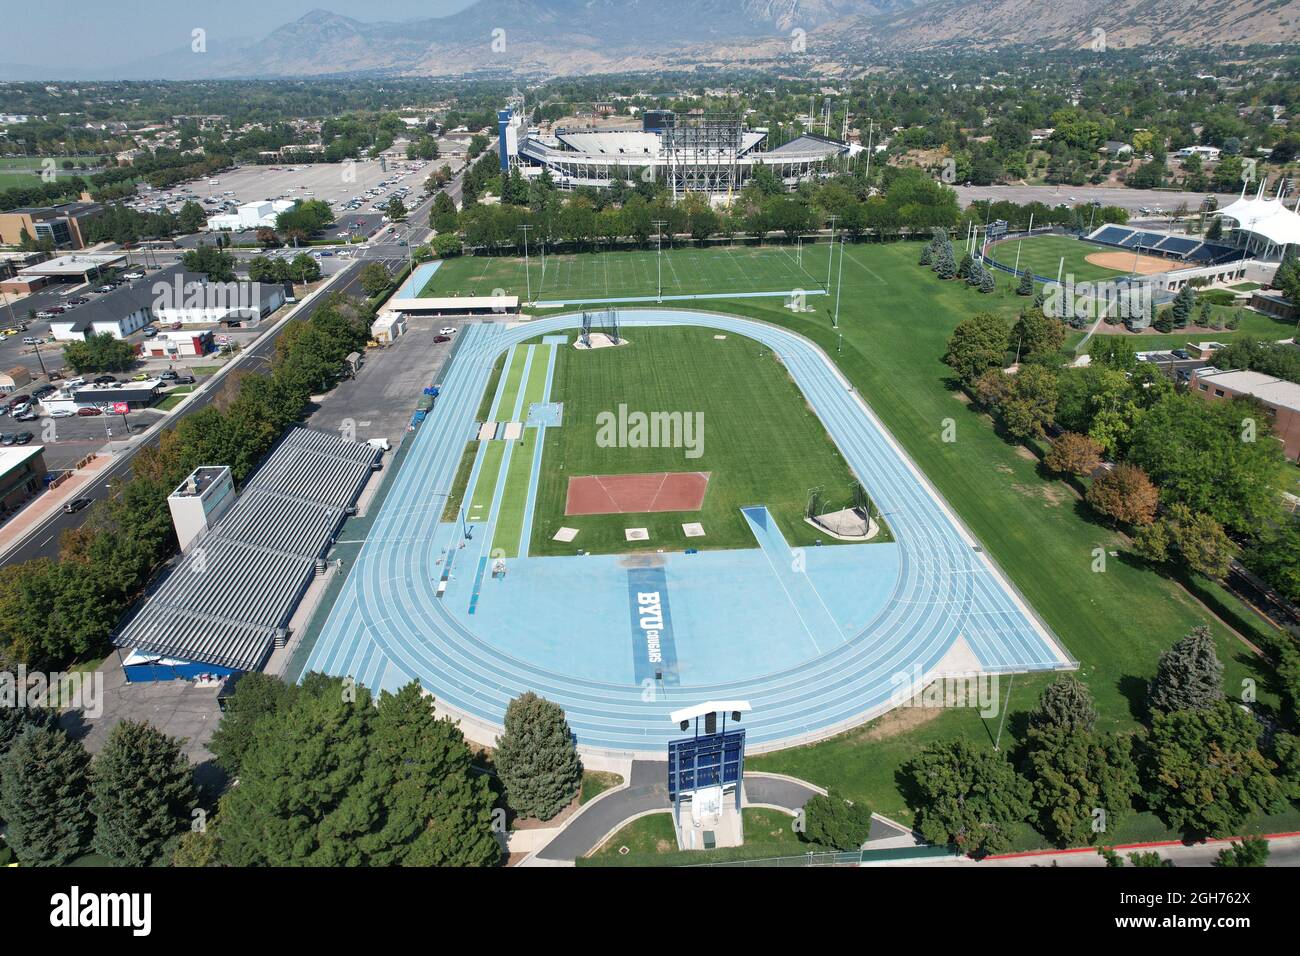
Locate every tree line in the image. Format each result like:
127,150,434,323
0,293,374,670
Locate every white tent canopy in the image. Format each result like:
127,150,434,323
1220,184,1300,249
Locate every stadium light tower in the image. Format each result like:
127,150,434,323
652,219,668,303
518,224,533,304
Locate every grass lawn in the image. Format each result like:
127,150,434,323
579,770,624,805
526,325,863,555
424,244,827,301
445,241,1290,841
156,385,195,410
491,427,539,558
587,807,801,861
986,234,1130,282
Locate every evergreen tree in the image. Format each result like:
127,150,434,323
1170,284,1195,329
1029,675,1098,732
906,738,1030,858
364,682,500,867
1017,271,1033,296
90,720,196,867
1147,700,1281,837
0,724,92,866
979,268,997,293
958,251,974,280
208,672,295,776
1022,726,1139,847
1215,836,1270,867
801,792,874,851
495,692,582,821
215,678,499,866
1148,625,1224,715
935,243,957,280
215,677,379,866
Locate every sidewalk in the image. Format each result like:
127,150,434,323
0,453,112,554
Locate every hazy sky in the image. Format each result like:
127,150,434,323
7,0,477,69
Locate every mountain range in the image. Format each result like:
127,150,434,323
2,0,1294,81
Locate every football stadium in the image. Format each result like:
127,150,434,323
498,103,851,198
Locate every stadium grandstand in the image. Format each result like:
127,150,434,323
113,427,381,677
1086,182,1300,268
498,103,850,199
1085,223,1245,266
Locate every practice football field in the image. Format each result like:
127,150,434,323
420,244,831,301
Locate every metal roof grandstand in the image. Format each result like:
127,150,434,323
113,427,381,672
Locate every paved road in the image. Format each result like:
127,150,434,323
533,763,825,862
0,260,381,567
959,834,1300,868
954,183,1240,214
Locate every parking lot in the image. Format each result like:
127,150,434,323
305,316,468,448
146,152,434,241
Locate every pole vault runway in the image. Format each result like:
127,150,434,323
304,309,1074,755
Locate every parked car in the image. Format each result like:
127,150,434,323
1171,348,1191,360
14,411,37,422
173,374,195,385
439,327,456,335
63,497,93,514
49,409,75,418
76,407,102,416
159,370,178,381
0,433,14,446
13,431,32,444
22,336,39,345
93,375,117,385
143,327,158,337
434,335,451,343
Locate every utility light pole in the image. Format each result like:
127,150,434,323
833,235,845,330
518,223,533,304
652,219,667,303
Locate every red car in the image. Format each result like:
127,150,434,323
76,406,102,416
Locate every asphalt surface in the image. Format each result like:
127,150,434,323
0,260,380,567
954,183,1240,215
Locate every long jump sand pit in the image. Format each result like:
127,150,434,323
565,471,710,515
1084,249,1180,275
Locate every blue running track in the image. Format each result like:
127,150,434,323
304,310,1074,755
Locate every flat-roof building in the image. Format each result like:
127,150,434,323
1190,367,1300,459
0,201,103,249
0,445,46,518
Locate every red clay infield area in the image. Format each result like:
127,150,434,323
565,472,711,515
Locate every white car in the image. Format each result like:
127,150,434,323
49,408,75,418
439,327,456,336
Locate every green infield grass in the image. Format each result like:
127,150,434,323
526,325,864,556
985,234,1133,283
